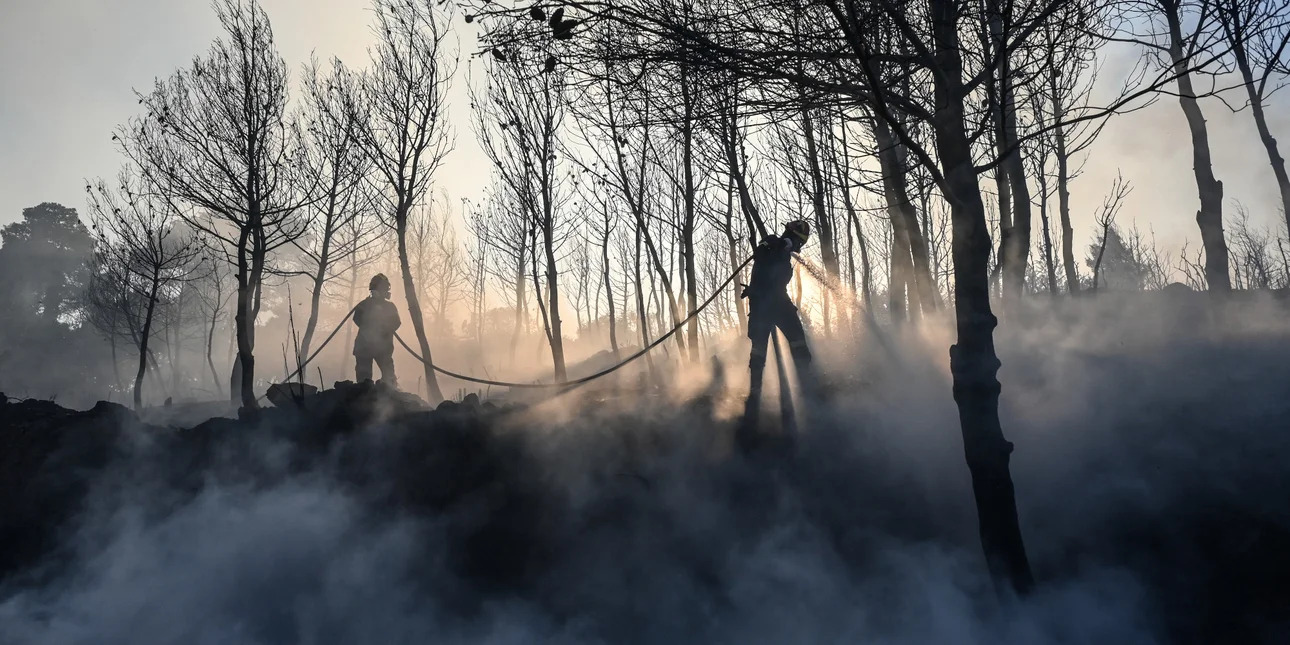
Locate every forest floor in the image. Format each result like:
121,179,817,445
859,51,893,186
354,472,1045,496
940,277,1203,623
2,293,1290,645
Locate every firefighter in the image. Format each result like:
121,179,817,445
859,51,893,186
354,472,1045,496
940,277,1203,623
742,220,814,405
353,273,401,388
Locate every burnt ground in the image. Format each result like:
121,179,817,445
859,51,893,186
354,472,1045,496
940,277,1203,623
2,300,1290,645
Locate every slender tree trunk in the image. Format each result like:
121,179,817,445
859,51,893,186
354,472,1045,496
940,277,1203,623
1231,44,1290,234
609,106,686,353
721,100,769,243
681,66,701,362
850,208,874,311
298,213,335,362
206,304,221,396
1166,4,1230,291
511,249,526,363
633,222,655,378
601,212,620,358
1038,165,1058,294
397,204,445,402
871,113,939,314
542,224,567,382
872,117,919,321
985,64,1012,295
929,0,1034,594
134,277,161,410
109,333,123,394
801,105,840,282
340,262,358,379
1092,225,1112,291
231,227,259,410
723,176,749,335
1052,91,1080,294
1000,76,1033,303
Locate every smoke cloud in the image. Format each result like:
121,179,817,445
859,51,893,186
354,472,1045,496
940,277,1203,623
2,293,1288,644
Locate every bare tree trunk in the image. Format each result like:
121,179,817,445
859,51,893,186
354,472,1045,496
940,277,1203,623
1052,91,1080,294
206,303,221,395
872,117,918,321
724,177,749,335
602,233,620,358
680,66,702,362
231,228,261,410
1166,4,1230,291
801,105,840,285
1000,78,1033,303
511,253,526,363
985,65,1012,295
849,208,874,311
1230,41,1290,234
721,96,769,243
297,208,335,362
340,262,358,379
1038,165,1058,294
930,0,1034,594
1092,224,1112,291
134,276,161,409
541,225,568,382
397,206,445,402
870,113,939,314
633,222,655,379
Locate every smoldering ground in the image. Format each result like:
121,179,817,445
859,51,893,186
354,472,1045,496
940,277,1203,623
2,292,1289,645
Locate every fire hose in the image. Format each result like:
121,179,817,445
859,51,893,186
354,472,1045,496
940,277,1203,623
267,255,752,398
395,255,753,395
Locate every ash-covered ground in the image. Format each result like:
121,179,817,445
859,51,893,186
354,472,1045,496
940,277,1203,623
2,293,1289,645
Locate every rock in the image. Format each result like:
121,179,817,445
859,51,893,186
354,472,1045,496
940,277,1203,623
266,382,319,408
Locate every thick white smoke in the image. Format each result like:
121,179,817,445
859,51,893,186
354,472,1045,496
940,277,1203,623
2,292,1288,644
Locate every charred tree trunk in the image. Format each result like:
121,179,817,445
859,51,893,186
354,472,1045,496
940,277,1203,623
541,223,567,382
633,222,656,379
206,302,221,396
340,262,358,378
1166,3,1230,291
721,97,769,243
1038,165,1058,294
1230,36,1290,235
600,209,620,358
681,66,701,362
725,177,749,335
133,274,161,410
297,199,336,363
1052,90,1080,294
231,226,261,410
929,0,1034,595
1000,75,1033,302
801,105,841,284
397,203,445,402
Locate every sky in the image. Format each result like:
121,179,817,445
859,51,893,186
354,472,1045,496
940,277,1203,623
2,0,1287,266
0,0,491,231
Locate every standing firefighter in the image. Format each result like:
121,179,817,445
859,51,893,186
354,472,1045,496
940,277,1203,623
742,220,814,405
353,273,401,388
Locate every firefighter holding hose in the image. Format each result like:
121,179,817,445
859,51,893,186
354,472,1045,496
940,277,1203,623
353,273,401,388
742,220,814,408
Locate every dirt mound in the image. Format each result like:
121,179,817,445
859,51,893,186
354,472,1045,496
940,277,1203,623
0,397,141,581
3,363,1290,643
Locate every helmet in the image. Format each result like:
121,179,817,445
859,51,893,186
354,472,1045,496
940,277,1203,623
369,273,391,292
784,220,811,245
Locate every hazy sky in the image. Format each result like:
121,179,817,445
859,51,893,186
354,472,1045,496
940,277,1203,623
2,0,1287,262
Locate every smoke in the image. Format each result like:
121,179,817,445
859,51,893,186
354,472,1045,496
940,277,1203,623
3,292,1289,644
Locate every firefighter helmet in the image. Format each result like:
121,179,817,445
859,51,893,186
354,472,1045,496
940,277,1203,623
784,220,811,245
369,273,391,293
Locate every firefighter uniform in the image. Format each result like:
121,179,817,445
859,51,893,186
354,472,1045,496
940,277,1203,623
743,225,813,398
